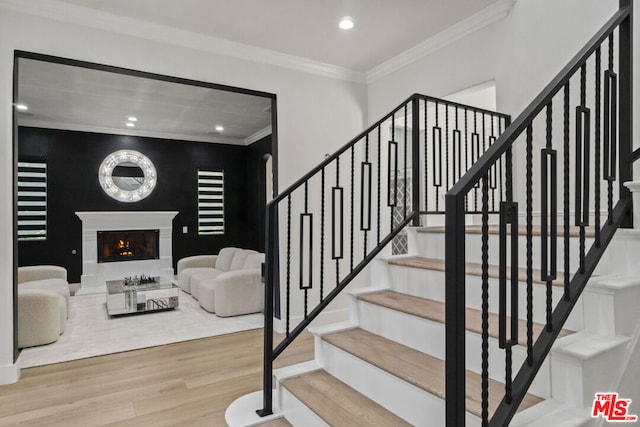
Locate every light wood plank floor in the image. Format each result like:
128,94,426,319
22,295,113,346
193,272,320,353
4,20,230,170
0,329,314,427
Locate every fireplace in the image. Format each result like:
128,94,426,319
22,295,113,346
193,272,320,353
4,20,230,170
76,211,178,287
97,229,159,263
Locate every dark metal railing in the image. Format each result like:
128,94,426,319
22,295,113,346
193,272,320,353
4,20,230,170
445,1,633,425
258,94,510,416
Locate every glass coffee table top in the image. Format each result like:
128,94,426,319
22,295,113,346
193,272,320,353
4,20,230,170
106,277,179,316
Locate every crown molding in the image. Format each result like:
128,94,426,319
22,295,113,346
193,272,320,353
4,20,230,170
19,119,246,145
366,0,516,84
244,126,272,145
0,0,366,84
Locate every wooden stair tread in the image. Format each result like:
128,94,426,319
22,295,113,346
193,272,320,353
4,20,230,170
417,225,595,238
323,328,543,419
255,417,293,427
357,291,573,347
281,369,411,427
388,256,564,286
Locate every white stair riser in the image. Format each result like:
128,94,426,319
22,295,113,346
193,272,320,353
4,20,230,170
582,282,640,337
384,264,584,331
276,383,329,427
550,342,628,408
408,229,595,275
316,337,482,427
352,299,550,398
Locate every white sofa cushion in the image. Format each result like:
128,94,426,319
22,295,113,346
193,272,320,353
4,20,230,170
178,267,214,294
215,247,240,272
230,249,257,271
243,253,265,269
190,270,223,300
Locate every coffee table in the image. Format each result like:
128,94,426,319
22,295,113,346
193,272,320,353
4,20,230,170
106,277,179,316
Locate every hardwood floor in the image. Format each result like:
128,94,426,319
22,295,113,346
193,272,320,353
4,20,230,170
0,329,314,427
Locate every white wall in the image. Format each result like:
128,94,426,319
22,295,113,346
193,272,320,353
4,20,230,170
367,0,628,219
0,6,367,383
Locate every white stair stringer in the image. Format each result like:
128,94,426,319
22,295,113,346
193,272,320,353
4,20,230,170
347,287,550,398
382,257,584,332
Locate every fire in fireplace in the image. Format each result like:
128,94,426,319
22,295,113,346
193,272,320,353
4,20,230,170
97,229,159,263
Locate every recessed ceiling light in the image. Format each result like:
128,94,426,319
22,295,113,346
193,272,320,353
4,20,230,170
339,16,354,30
127,116,138,122
215,125,224,132
16,104,28,111
126,122,136,128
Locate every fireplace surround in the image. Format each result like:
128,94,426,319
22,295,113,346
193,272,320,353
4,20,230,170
76,211,178,287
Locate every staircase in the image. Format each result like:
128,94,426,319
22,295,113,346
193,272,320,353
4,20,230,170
265,226,640,426
227,1,637,425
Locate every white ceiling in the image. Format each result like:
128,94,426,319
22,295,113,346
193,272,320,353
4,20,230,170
56,0,500,72
15,0,505,144
18,58,273,145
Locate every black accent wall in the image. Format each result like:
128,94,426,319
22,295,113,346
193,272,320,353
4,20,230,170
18,127,271,283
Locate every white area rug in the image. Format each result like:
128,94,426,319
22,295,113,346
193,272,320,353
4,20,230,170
19,290,264,368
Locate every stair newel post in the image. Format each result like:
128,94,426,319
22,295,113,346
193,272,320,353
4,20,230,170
618,0,633,228
445,192,466,426
412,96,421,226
257,202,277,417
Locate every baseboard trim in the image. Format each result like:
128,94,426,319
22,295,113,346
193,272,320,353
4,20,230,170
273,308,350,336
0,357,21,385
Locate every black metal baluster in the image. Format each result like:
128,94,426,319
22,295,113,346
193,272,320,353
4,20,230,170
445,105,450,191
604,33,618,225
362,135,371,257
334,156,342,286
499,195,518,405
433,102,442,212
452,108,457,184
286,195,291,336
473,112,480,211
541,102,557,332
481,174,490,426
300,182,312,318
454,108,462,183
563,83,571,301
489,116,497,211
465,109,469,211
377,126,381,245
424,100,429,213
526,124,534,366
404,105,408,218
595,47,602,247
498,118,505,207
390,115,397,231
320,167,325,302
350,145,355,271
576,64,591,274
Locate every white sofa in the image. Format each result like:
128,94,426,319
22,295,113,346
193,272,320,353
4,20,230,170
177,248,265,317
17,265,70,348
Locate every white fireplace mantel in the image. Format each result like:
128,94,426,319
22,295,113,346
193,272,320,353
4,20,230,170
76,211,178,287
